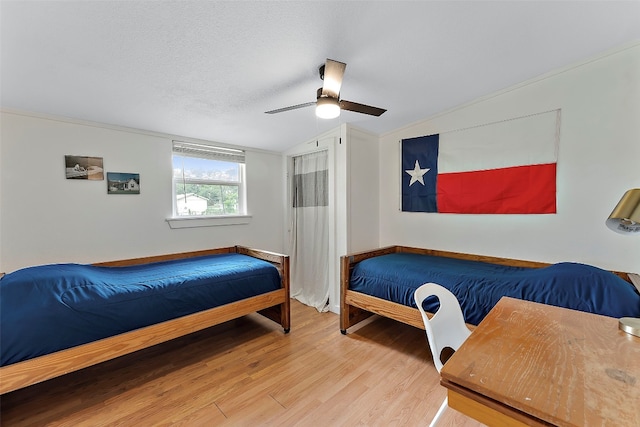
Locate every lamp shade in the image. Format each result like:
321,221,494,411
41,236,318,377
606,188,640,235
316,97,340,119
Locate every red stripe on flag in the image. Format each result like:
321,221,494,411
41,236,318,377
436,163,556,214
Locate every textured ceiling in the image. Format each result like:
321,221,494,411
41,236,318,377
2,1,640,152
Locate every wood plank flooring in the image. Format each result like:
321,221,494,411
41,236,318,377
0,301,483,426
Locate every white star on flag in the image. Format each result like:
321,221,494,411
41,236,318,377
405,159,430,186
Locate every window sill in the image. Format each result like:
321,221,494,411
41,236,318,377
166,215,252,229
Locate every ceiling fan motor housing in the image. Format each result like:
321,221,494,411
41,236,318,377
316,87,333,100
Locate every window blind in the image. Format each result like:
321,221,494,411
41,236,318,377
172,141,245,163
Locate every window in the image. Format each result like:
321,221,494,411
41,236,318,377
172,141,246,217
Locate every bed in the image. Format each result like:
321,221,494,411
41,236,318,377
0,246,290,394
340,246,639,333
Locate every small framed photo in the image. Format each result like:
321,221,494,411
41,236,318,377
65,155,104,180
107,172,140,195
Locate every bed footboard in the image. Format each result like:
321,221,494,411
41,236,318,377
340,246,405,333
236,246,291,333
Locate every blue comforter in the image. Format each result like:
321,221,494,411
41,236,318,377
0,253,281,366
350,253,640,325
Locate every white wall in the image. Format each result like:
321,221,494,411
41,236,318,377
344,126,379,254
0,113,3,271
379,43,640,273
0,111,285,272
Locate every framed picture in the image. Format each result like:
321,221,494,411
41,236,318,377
107,172,140,194
65,155,104,180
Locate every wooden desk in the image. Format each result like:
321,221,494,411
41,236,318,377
440,297,640,427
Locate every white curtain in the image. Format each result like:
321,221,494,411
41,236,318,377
289,150,330,312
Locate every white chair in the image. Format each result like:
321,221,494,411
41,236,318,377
414,283,472,427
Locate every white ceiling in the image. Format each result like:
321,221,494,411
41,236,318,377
2,1,639,152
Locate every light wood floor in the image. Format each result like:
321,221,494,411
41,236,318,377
0,300,483,426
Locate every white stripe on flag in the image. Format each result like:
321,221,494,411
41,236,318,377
438,110,560,173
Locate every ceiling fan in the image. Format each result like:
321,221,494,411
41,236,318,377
265,59,386,119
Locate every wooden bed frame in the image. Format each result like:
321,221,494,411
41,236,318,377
0,245,290,395
340,245,633,334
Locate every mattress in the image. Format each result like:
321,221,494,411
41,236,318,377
349,253,640,325
0,253,281,366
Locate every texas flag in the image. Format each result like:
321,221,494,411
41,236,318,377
402,111,559,214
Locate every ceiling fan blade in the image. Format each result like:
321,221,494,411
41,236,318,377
265,101,316,114
321,59,346,98
339,100,387,117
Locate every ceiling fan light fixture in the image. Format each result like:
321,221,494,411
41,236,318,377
316,96,340,119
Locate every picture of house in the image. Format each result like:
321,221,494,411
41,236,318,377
107,172,140,194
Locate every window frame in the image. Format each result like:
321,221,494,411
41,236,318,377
169,141,250,227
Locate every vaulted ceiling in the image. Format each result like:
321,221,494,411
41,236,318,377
2,1,639,152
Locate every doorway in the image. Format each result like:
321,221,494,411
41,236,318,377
288,149,330,311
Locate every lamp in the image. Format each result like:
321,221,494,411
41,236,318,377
606,188,640,234
606,188,640,338
316,96,340,119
